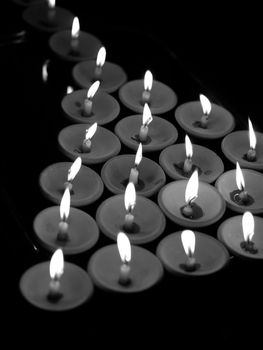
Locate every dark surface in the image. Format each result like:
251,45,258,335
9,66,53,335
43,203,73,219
1,0,262,345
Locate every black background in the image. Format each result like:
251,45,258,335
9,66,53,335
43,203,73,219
1,0,262,345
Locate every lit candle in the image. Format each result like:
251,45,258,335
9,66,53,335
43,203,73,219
47,0,56,22
183,134,193,174
181,230,196,271
117,232,131,286
57,187,70,242
42,59,50,83
129,143,142,185
94,46,106,80
246,118,257,161
241,211,257,253
83,81,100,116
82,122,98,153
70,17,80,53
139,103,153,143
181,169,199,218
199,94,212,128
141,70,153,104
233,162,249,204
66,86,74,94
64,156,82,192
124,182,136,232
47,248,64,302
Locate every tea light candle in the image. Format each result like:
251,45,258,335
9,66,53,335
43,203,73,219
156,230,229,276
222,118,263,170
119,70,177,114
61,88,120,125
115,114,178,153
58,123,121,165
139,104,153,143
72,46,127,93
218,212,263,259
88,239,163,293
33,195,99,254
158,171,225,228
96,189,166,245
159,136,224,183
49,16,101,62
20,249,94,311
22,0,74,33
175,94,235,139
39,161,104,207
101,153,166,197
215,163,263,214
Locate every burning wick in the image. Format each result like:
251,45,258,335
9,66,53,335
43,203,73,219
246,117,257,161
241,211,258,254
124,182,136,232
117,232,132,286
141,70,153,104
129,143,142,186
83,81,100,116
235,162,248,203
47,248,64,302
47,0,56,22
139,103,153,143
181,230,197,271
57,187,70,242
64,156,82,192
183,134,193,174
82,122,98,153
94,46,106,80
70,17,80,52
182,170,199,218
199,94,211,128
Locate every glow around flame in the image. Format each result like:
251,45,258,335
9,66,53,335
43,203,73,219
71,17,80,38
42,59,49,82
85,122,98,141
142,103,153,126
200,94,211,115
248,117,257,150
49,248,64,280
67,157,82,182
117,232,131,263
87,81,100,99
60,187,70,221
236,162,245,191
242,211,255,242
144,70,153,91
185,134,193,158
48,0,56,8
124,182,136,212
134,143,143,166
96,46,106,67
181,230,196,257
185,169,199,204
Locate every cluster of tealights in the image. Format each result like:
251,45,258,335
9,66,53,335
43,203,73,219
17,0,263,311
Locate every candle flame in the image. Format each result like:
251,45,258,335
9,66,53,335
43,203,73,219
42,59,49,82
67,157,82,182
87,81,100,99
60,187,70,221
248,117,257,150
181,230,196,257
185,169,199,204
85,122,98,141
67,86,74,94
142,103,153,126
242,211,255,242
134,143,143,167
71,17,80,39
200,94,211,115
124,182,136,212
47,0,55,8
236,162,245,191
185,134,193,158
117,232,131,263
49,248,64,280
144,70,153,91
96,46,106,67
